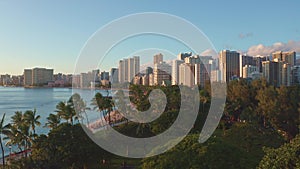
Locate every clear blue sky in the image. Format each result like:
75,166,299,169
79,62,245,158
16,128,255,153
0,0,299,75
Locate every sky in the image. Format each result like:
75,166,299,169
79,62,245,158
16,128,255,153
0,0,300,75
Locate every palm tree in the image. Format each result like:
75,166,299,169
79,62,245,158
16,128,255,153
11,111,23,126
67,95,82,124
56,101,76,125
70,93,90,125
5,111,31,158
5,125,23,153
92,92,114,126
91,93,105,112
104,97,114,125
17,122,31,157
91,93,106,124
24,109,41,136
0,113,10,168
45,113,61,129
114,90,130,124
81,101,91,125
56,101,68,122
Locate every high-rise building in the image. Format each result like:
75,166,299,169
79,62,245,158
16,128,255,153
128,57,135,82
172,59,184,85
118,56,140,83
177,52,192,60
179,63,195,87
242,65,258,79
145,67,153,75
92,69,100,82
118,60,125,83
195,63,210,87
142,74,149,85
24,69,32,86
262,59,291,87
153,53,163,65
32,68,53,86
262,61,281,87
118,59,127,83
149,73,154,86
134,56,140,76
219,50,240,82
79,70,98,88
282,63,291,86
65,74,72,86
272,51,296,66
176,55,212,87
11,75,22,86
240,55,256,77
80,73,89,88
128,56,140,82
72,75,81,88
0,74,11,86
184,55,201,64
272,52,282,61
209,58,218,71
153,61,171,85
291,65,300,85
253,56,268,73
196,56,213,87
100,71,109,81
124,59,129,82
211,70,221,82
24,68,53,86
110,68,119,83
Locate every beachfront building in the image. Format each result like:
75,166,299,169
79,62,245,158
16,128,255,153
118,56,140,83
23,68,53,86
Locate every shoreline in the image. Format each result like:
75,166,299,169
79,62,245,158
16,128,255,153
0,85,129,92
0,85,112,90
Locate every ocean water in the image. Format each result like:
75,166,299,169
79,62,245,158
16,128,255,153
0,86,110,156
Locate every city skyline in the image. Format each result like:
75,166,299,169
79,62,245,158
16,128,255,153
1,49,298,88
1,47,299,76
1,1,300,75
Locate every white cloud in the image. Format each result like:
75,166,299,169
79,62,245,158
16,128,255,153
200,49,218,58
247,40,300,56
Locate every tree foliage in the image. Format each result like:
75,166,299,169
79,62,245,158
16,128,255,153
258,133,300,169
29,123,109,169
1,79,299,168
142,122,285,169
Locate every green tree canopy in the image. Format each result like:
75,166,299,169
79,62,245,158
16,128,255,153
258,133,300,169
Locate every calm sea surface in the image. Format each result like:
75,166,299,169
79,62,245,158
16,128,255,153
0,86,110,156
